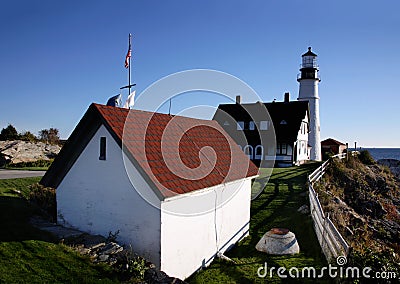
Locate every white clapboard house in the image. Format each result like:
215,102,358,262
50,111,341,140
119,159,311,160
41,103,258,279
214,93,310,167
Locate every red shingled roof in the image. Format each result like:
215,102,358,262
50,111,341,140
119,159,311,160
321,138,345,146
41,103,258,200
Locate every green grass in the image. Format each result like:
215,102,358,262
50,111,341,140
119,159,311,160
0,177,42,198
0,177,119,283
3,166,49,171
0,241,116,283
188,163,329,283
0,164,328,283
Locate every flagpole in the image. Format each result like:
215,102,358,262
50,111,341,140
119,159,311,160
128,33,132,101
120,34,135,108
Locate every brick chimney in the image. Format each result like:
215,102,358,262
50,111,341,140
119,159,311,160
284,92,290,103
236,95,241,104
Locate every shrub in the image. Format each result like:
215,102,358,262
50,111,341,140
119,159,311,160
349,248,399,276
7,159,53,169
20,131,38,142
358,150,375,165
28,183,56,221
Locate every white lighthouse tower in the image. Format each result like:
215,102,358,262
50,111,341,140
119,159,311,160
297,47,322,161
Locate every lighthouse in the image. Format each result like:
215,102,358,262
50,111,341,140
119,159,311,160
297,47,321,161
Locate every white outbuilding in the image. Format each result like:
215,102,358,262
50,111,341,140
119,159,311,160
41,103,258,279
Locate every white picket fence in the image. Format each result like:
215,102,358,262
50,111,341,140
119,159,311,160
308,153,350,262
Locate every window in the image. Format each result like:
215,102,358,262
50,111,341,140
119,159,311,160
255,145,264,160
280,120,287,125
249,121,255,130
260,120,269,130
277,143,287,155
237,121,244,130
99,137,106,160
243,145,254,160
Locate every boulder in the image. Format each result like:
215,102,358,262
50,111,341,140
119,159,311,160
297,205,310,214
256,228,300,255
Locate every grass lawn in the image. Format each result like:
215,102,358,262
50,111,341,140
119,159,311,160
188,163,330,283
0,177,119,283
0,164,329,283
3,166,49,171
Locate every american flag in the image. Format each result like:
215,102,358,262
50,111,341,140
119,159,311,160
125,42,131,68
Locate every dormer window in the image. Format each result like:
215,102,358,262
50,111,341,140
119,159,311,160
99,137,106,160
260,121,269,130
280,120,287,125
237,121,244,130
249,121,255,130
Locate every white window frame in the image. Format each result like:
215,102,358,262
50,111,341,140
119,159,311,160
237,121,244,130
243,145,254,160
255,145,264,160
260,120,269,130
249,121,255,130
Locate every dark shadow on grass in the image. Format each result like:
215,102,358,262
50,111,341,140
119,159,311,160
251,182,280,214
250,186,295,242
0,196,56,242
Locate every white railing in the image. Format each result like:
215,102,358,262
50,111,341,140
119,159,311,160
308,153,350,262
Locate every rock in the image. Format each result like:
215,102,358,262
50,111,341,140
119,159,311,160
348,209,366,225
144,268,187,284
99,242,123,255
379,219,400,242
256,228,300,255
377,159,400,179
0,140,61,165
378,159,400,168
333,196,347,206
365,200,387,218
297,205,310,214
64,232,106,247
98,254,109,262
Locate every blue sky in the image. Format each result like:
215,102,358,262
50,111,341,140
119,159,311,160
1,0,399,147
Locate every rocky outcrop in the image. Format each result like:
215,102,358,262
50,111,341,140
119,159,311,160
378,159,400,180
317,156,400,273
0,140,61,166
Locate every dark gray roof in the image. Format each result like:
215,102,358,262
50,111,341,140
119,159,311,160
302,47,318,57
215,100,309,143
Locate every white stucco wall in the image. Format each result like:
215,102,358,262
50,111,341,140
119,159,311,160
160,178,253,280
57,125,162,266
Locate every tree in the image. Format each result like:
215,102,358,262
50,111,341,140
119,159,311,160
39,128,60,144
0,124,18,141
20,131,38,142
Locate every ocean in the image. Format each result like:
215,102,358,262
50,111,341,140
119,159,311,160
363,148,400,161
